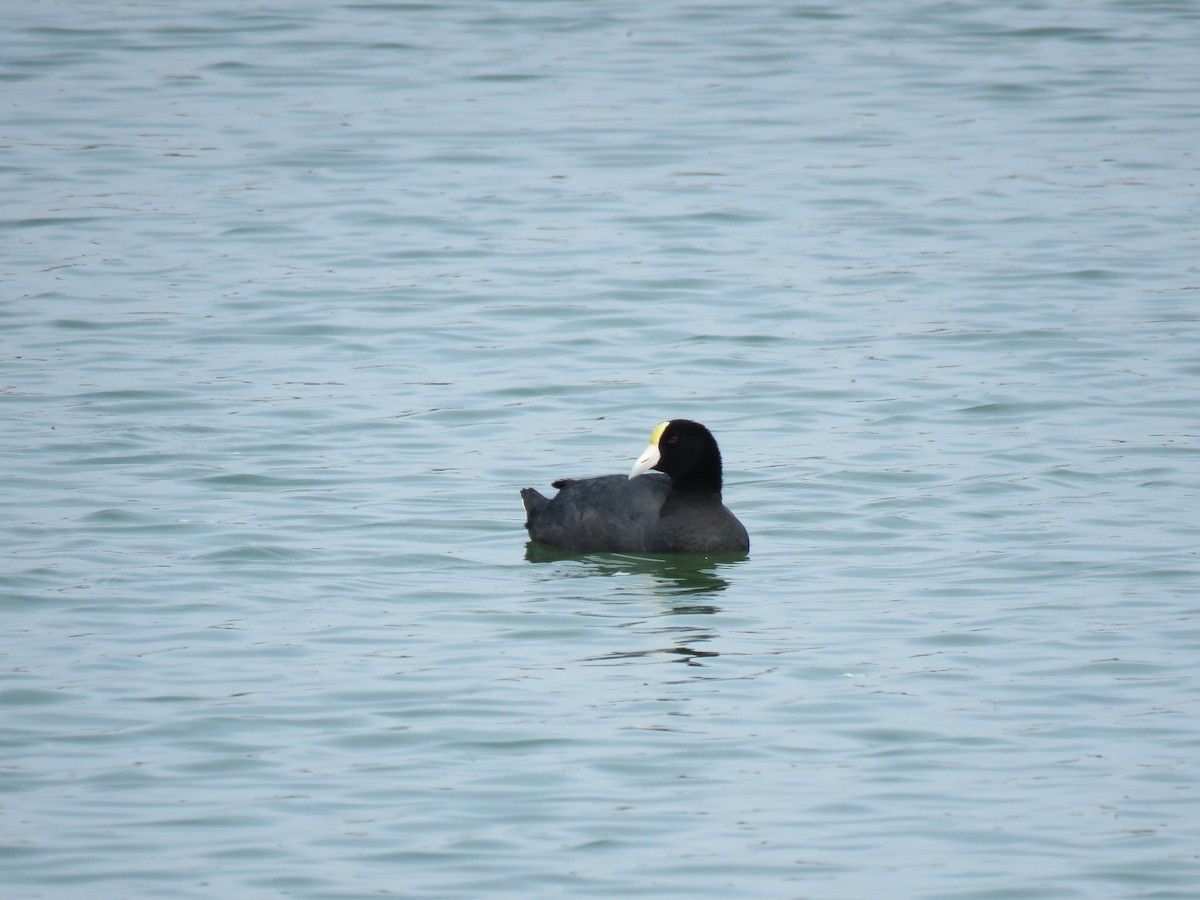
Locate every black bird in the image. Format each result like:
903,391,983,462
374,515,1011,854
521,419,749,554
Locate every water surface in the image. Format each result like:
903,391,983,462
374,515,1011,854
3,1,1199,897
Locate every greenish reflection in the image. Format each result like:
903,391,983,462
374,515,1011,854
523,544,749,665
524,541,747,597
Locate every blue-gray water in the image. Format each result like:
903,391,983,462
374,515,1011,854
3,1,1199,897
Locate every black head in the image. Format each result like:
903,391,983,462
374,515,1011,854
633,419,724,494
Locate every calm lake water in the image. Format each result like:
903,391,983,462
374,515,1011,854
3,1,1199,897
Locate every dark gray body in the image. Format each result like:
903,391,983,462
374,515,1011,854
521,473,749,554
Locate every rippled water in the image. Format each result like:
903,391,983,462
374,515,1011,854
4,1,1199,897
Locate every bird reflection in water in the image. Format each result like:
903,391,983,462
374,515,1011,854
523,543,745,596
523,547,748,665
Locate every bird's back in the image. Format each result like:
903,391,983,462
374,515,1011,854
522,474,670,552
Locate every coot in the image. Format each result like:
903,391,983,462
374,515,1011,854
521,419,749,554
